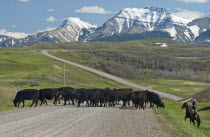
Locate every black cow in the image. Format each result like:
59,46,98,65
13,89,39,107
146,91,164,109
115,88,132,107
104,88,117,107
131,91,147,109
58,87,76,106
39,88,58,105
98,89,109,107
74,88,89,107
86,89,101,107
106,88,132,107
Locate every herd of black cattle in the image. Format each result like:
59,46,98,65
13,87,165,109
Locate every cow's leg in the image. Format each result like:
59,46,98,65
45,100,48,105
77,100,81,107
40,100,43,106
68,99,71,105
35,99,38,107
143,103,145,110
113,101,115,107
72,99,75,105
64,99,67,105
22,100,25,108
18,101,20,107
122,101,125,107
86,100,90,107
30,100,34,107
54,96,57,105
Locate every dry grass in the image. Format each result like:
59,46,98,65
0,85,19,110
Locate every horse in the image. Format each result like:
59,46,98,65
181,102,201,128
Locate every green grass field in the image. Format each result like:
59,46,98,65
156,101,210,137
131,79,210,98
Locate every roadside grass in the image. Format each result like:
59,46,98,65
156,101,210,137
0,49,127,110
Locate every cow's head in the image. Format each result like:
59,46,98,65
158,101,165,108
12,99,18,107
161,102,165,108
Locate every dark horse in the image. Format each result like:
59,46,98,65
181,102,201,128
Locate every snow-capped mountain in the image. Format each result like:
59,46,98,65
88,7,203,42
0,17,97,47
0,35,10,43
1,7,210,47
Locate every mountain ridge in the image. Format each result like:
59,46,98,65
0,7,210,47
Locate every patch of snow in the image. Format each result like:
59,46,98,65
58,32,70,42
115,18,125,33
170,15,191,25
205,39,210,43
189,25,200,38
62,17,97,29
163,27,177,39
178,35,185,42
184,30,192,41
11,39,16,46
48,34,53,38
155,43,168,47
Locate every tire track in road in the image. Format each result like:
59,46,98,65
37,107,104,137
41,50,182,101
0,107,70,136
0,104,174,137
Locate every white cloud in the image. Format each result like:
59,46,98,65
18,0,30,2
173,8,204,20
12,25,17,28
36,27,56,33
48,9,55,12
75,6,113,14
46,16,56,22
179,0,210,3
0,29,29,39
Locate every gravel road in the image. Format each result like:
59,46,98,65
0,103,173,137
41,50,182,101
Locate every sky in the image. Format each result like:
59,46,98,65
0,0,210,38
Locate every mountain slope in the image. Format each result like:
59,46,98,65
195,29,210,43
96,31,172,42
0,18,97,47
87,7,197,42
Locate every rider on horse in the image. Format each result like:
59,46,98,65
191,99,197,115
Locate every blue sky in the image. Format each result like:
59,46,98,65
1,0,210,38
